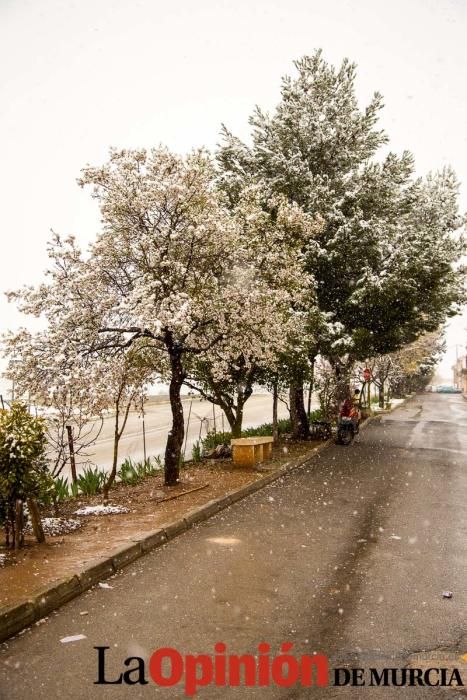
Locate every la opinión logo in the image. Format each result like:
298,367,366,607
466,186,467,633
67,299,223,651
94,643,329,695
94,644,465,695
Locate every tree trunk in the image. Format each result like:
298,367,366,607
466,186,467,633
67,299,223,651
5,504,13,548
27,497,45,543
378,382,385,408
165,351,185,486
66,425,77,483
4,519,10,548
230,388,246,438
103,419,120,504
307,356,316,417
289,379,309,439
272,381,278,443
14,500,24,550
218,387,246,438
103,393,132,503
231,407,243,439
221,404,236,434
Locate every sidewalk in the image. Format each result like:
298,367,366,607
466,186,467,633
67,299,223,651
0,437,330,642
0,400,409,644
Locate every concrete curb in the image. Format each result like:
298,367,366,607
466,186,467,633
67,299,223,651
1,403,407,644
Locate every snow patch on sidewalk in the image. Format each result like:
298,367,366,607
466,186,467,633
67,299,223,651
74,504,129,516
25,517,81,536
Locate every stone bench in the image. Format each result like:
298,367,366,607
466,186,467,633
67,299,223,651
230,436,274,468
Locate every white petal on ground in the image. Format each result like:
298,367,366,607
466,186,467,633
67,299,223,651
60,634,87,644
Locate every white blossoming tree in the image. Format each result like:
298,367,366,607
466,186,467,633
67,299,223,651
3,328,105,479
90,346,156,501
9,148,240,486
185,187,321,436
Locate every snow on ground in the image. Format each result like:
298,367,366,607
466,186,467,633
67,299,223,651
26,517,82,536
74,504,129,516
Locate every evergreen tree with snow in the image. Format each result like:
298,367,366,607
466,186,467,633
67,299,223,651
218,51,465,433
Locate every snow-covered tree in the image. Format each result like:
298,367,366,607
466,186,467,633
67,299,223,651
389,331,446,397
2,327,154,500
217,52,388,431
218,52,386,212
90,345,155,500
8,148,240,485
185,187,321,436
3,328,105,478
218,51,465,427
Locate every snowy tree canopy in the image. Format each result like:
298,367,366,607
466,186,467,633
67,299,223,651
217,51,466,362
7,148,249,484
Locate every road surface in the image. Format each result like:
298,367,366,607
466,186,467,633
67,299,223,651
1,392,466,698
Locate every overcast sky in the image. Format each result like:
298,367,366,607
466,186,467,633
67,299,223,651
1,0,466,381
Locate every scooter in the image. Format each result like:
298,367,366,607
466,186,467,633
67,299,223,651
336,416,356,445
336,415,357,445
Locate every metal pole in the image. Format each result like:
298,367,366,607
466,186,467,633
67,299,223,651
183,398,193,460
212,404,216,435
141,394,147,462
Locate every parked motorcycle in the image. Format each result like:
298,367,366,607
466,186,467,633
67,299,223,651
336,396,360,445
336,415,358,445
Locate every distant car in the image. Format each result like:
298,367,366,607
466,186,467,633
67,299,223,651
435,385,462,393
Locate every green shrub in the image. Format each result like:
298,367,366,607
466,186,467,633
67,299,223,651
276,418,292,434
76,466,106,496
135,460,149,479
241,418,292,437
135,457,161,478
53,476,70,502
152,455,163,471
117,458,140,486
191,441,202,463
117,456,161,486
241,424,272,437
308,408,324,422
201,431,232,452
0,403,53,548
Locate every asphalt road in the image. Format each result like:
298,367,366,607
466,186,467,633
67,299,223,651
1,393,466,698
